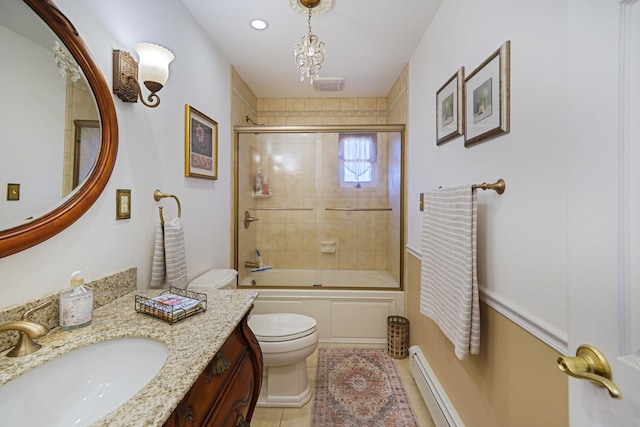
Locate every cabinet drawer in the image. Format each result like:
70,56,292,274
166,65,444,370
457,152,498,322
204,352,258,427
206,329,246,391
170,329,246,427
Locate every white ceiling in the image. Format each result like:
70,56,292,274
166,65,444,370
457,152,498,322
180,0,442,99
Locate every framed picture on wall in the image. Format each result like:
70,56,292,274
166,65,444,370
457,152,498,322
464,40,511,147
436,67,465,145
185,104,218,179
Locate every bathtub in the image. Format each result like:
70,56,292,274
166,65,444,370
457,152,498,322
239,268,398,288
240,269,404,346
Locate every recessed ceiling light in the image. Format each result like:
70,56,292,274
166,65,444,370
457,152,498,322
250,19,269,30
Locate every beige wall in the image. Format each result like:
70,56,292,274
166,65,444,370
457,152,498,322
231,66,258,127
406,253,568,426
231,67,259,266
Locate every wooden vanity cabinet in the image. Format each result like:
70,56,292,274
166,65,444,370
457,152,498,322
164,308,262,427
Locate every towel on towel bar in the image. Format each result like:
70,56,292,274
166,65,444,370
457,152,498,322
420,185,480,360
150,217,188,289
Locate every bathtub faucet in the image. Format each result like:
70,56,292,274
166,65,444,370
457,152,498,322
244,261,260,269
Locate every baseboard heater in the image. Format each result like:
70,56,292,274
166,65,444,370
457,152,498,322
409,346,465,427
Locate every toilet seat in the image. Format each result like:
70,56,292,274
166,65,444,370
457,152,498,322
248,313,317,342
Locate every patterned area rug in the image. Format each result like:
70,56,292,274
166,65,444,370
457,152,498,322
312,348,419,427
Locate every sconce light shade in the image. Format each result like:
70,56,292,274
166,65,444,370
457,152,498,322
112,43,174,108
134,43,174,89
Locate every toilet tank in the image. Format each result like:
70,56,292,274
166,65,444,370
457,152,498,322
188,269,237,290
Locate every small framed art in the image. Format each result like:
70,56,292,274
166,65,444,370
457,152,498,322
436,67,465,145
116,189,131,220
464,40,511,147
185,104,218,180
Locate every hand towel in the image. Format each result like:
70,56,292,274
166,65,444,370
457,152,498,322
163,217,188,288
149,217,188,289
150,224,166,289
420,185,480,360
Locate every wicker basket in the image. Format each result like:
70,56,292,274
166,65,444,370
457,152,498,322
387,315,409,359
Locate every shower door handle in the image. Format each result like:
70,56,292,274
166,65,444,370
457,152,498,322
244,210,259,229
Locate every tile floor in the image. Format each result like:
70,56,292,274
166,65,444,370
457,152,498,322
250,346,436,427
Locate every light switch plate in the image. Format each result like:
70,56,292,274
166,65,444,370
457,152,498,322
7,183,19,201
116,189,131,220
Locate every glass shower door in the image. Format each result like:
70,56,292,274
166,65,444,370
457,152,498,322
236,127,403,289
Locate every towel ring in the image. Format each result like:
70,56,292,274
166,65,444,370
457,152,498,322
153,189,182,226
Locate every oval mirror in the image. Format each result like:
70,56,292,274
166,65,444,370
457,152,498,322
0,0,118,257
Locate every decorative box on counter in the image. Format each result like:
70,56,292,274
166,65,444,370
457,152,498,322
135,286,207,324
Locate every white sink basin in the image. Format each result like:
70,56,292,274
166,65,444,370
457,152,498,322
0,337,168,427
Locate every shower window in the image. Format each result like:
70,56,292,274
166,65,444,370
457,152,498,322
338,133,377,188
234,125,404,290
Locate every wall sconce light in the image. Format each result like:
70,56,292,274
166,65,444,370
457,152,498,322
112,43,174,108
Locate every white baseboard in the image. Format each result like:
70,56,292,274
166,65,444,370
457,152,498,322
409,346,465,427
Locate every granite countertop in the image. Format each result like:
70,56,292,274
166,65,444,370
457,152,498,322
0,288,259,427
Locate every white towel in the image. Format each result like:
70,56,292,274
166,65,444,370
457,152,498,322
150,217,188,289
420,185,480,360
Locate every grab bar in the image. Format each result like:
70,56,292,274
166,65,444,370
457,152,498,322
153,189,182,225
324,208,392,212
247,207,314,211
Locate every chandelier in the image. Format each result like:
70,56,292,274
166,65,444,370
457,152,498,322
53,41,82,82
293,0,326,83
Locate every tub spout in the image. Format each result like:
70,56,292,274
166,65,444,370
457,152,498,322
245,261,260,269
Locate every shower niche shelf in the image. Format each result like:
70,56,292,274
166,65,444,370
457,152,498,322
251,191,272,198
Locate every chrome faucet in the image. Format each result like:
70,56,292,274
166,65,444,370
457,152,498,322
0,300,51,357
244,261,260,269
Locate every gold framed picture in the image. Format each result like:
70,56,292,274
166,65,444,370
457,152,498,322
436,67,465,145
116,189,131,220
185,104,218,180
464,40,511,147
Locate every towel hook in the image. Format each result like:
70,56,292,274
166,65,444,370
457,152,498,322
153,189,182,226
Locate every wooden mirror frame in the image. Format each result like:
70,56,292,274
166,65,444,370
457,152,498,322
0,0,118,257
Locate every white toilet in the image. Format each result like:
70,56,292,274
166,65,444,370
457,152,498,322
187,269,319,408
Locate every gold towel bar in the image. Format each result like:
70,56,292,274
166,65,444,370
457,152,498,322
472,178,506,194
419,179,506,211
247,207,314,211
325,207,392,212
153,189,182,225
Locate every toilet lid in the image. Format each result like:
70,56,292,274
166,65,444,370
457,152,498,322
248,313,317,342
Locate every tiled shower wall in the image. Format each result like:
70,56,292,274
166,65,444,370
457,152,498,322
256,97,388,126
386,65,408,286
